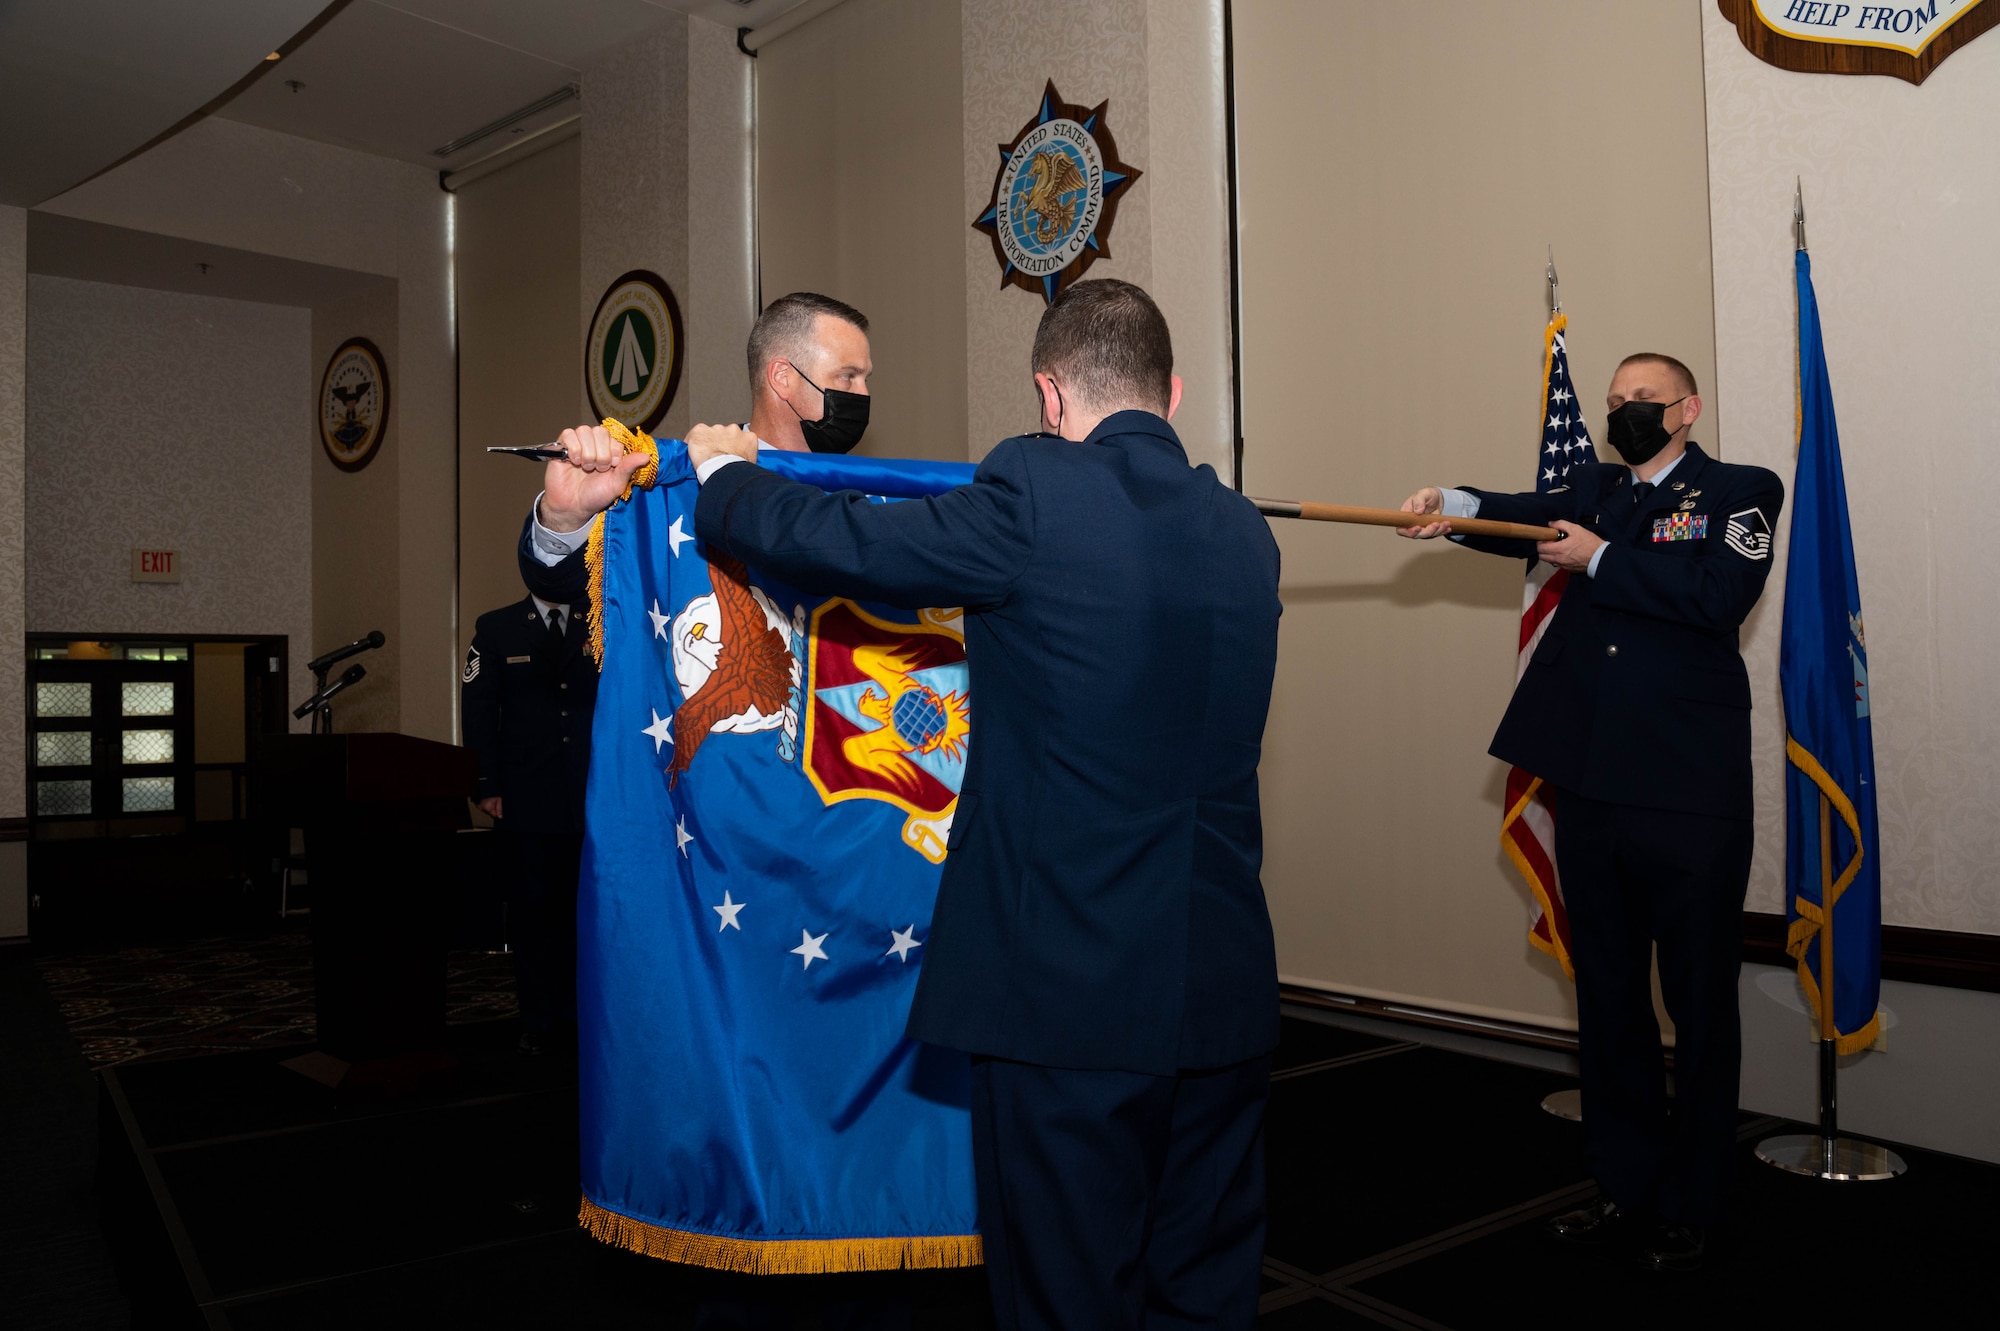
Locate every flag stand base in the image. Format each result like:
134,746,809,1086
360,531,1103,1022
1754,1133,1905,1181
1539,1089,1582,1120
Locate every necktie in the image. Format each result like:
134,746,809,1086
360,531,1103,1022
1631,481,1654,506
546,607,565,646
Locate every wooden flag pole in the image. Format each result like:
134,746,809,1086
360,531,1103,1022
1249,498,1560,543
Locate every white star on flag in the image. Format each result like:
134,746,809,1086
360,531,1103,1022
643,709,673,753
667,516,693,558
1543,468,1557,483
675,816,694,856
713,891,745,932
885,926,922,962
648,599,669,639
791,929,828,969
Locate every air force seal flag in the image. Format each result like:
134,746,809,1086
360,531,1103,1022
574,431,983,1272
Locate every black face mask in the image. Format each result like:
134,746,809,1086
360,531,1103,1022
784,363,870,454
1604,396,1687,467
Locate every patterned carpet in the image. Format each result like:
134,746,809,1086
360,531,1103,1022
36,931,518,1068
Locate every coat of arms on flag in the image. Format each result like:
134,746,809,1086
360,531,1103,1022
805,601,970,864
571,425,985,1273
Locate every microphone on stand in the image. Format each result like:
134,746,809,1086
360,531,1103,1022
294,664,367,720
307,630,385,675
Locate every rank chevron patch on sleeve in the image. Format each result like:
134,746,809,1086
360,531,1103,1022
1725,507,1772,561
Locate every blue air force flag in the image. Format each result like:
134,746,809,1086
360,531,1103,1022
1780,250,1882,1055
576,437,983,1272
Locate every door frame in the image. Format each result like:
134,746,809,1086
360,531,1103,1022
25,632,290,840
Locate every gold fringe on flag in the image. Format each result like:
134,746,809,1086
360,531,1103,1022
1501,776,1574,982
578,1196,984,1274
581,418,662,668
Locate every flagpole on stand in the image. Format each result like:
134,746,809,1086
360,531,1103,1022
1753,795,1903,1180
1536,246,1586,1125
1753,181,1902,1182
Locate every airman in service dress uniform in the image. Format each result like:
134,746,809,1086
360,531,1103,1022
1401,353,1783,1273
461,591,598,1052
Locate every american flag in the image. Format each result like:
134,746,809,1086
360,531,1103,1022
1501,312,1588,981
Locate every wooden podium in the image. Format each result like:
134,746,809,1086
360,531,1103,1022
251,733,479,1089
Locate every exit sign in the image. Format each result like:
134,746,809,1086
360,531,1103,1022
132,549,181,583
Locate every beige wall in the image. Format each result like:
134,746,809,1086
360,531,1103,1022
687,17,757,429
760,0,969,462
24,277,317,725
0,206,23,822
1234,0,1719,1026
192,642,247,765
581,21,692,442
312,283,402,735
1142,0,1234,476
455,135,581,643
961,0,1154,457
1703,7,2000,938
40,116,458,741
755,0,1232,468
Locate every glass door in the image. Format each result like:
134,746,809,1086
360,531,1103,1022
30,649,194,836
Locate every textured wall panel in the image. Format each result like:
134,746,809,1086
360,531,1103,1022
25,277,313,723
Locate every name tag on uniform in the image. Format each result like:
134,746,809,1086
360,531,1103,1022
506,655,533,664
1652,513,1708,543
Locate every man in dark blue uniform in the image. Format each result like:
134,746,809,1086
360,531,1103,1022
516,292,874,605
461,586,597,1053
540,280,1283,1330
1399,352,1783,1272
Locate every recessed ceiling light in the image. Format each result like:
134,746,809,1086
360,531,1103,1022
265,51,281,61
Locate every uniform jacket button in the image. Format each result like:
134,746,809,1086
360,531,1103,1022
1606,644,1619,658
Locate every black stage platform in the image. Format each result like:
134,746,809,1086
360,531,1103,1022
20,973,1991,1328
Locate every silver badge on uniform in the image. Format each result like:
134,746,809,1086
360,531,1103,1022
1725,508,1772,561
462,646,480,683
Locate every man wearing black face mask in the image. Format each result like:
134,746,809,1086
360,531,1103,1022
1398,353,1784,1274
518,292,873,601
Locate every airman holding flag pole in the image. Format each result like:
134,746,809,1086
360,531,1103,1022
1398,335,1785,1270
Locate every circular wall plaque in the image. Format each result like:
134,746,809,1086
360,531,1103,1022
586,270,684,432
317,337,389,472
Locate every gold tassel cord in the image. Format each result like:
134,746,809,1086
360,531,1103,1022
582,418,662,668
578,1196,984,1274
1782,736,1880,1056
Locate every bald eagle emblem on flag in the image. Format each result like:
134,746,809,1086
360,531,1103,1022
666,553,802,787
804,601,969,864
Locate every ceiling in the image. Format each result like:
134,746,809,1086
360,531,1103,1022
216,0,810,170
28,212,392,309
3,0,815,208
0,0,328,207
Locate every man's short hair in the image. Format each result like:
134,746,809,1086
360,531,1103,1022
1030,279,1173,414
1617,352,1699,397
747,292,869,393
